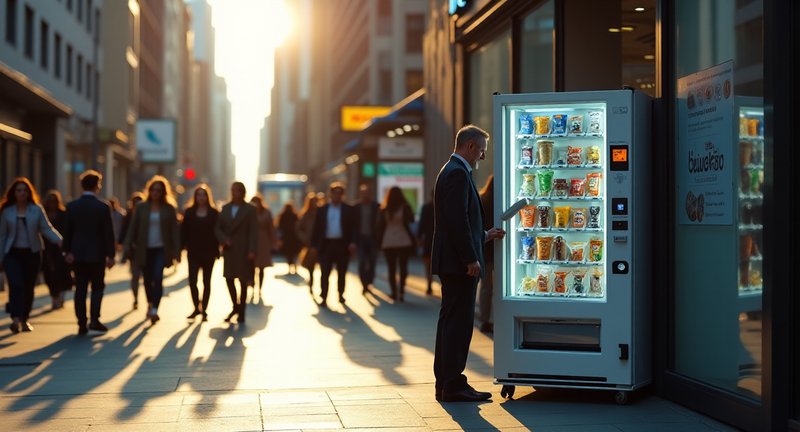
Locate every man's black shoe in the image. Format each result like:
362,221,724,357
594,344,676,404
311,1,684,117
440,388,491,402
224,310,238,322
78,325,88,335
339,294,346,304
187,310,201,319
88,322,108,332
435,389,442,401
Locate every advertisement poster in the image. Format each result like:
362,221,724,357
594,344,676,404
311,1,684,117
377,163,424,214
677,61,734,225
135,119,177,163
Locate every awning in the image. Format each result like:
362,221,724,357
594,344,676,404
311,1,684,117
0,60,72,117
343,89,424,153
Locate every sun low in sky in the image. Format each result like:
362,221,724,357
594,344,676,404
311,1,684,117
207,0,293,190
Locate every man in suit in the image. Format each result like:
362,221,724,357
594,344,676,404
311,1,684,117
311,181,356,307
354,184,379,294
63,170,116,335
432,125,505,402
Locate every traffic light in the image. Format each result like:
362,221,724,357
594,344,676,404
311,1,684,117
185,168,196,181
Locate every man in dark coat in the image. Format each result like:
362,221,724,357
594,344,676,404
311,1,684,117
311,182,356,307
354,184,380,294
432,125,505,402
63,170,116,335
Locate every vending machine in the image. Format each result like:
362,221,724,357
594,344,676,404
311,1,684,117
492,90,651,404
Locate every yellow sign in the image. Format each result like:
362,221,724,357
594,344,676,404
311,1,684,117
341,106,392,132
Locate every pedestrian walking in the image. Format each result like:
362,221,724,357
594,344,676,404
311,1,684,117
417,191,435,295
310,182,356,307
296,192,320,293
432,125,505,402
108,197,126,245
119,192,144,309
123,176,181,324
181,184,220,321
215,181,257,323
478,175,495,334
250,194,277,293
354,184,379,294
276,202,301,275
0,178,62,333
62,171,115,335
42,190,73,310
376,186,415,302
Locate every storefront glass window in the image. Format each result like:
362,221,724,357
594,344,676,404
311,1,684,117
673,0,764,400
468,29,510,187
519,0,554,93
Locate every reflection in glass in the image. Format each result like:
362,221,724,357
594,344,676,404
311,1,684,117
519,1,554,93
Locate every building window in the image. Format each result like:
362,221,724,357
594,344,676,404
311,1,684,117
40,20,49,70
66,44,73,85
77,54,83,93
377,0,392,36
5,0,17,46
86,0,93,32
405,14,424,53
94,9,100,41
406,70,423,95
86,63,92,99
378,51,392,104
54,33,62,78
77,0,83,23
24,6,34,59
67,0,73,11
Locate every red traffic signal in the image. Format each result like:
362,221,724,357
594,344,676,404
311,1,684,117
184,168,196,181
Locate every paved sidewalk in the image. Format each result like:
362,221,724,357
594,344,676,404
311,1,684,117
0,258,736,431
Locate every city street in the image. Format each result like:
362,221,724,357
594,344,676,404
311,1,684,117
0,258,735,431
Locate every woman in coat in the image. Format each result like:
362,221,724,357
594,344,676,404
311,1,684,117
181,184,220,321
249,194,276,293
0,177,62,333
295,192,321,293
214,182,257,323
276,202,301,275
376,186,415,302
123,176,180,324
120,192,144,309
42,190,73,310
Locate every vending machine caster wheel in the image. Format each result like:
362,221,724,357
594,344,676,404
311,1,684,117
614,391,629,405
501,385,516,399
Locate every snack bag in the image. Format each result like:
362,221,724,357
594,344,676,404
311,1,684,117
569,178,586,197
567,146,583,165
536,140,554,165
553,270,568,294
568,115,584,134
534,116,551,135
536,204,551,228
588,238,603,262
535,236,554,261
518,113,533,134
553,236,568,261
520,205,536,228
552,114,568,135
587,205,601,228
569,241,587,262
587,110,604,135
520,145,533,166
586,172,602,197
521,276,536,293
572,269,587,294
571,208,587,228
586,146,601,164
553,206,571,228
589,268,603,296
552,178,569,197
537,169,554,196
555,147,568,165
521,236,535,260
536,269,550,293
520,173,536,196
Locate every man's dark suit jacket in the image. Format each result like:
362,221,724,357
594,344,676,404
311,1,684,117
311,203,357,250
354,201,380,241
431,156,486,278
63,194,115,264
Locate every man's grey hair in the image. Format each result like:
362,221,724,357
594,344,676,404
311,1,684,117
455,124,490,149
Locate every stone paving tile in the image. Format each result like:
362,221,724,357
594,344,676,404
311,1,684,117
181,391,261,406
336,403,427,428
332,397,407,407
614,422,727,432
521,426,622,432
87,421,177,432
175,415,263,432
260,390,331,406
326,387,403,402
423,411,525,430
15,418,91,432
263,402,337,416
262,413,342,430
178,401,261,419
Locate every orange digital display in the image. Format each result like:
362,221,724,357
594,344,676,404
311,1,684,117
612,148,628,162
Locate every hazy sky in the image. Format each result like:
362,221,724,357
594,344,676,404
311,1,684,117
206,0,292,190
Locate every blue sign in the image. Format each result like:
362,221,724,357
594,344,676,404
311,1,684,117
449,0,468,15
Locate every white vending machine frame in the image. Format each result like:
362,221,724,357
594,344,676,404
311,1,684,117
492,89,652,403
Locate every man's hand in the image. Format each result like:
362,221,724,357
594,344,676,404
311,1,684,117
466,261,481,277
105,257,115,269
486,227,506,242
65,253,75,265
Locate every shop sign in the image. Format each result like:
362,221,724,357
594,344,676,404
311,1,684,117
448,0,470,15
677,61,734,225
377,162,424,213
378,137,423,159
340,106,392,132
135,119,177,163
362,162,376,178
